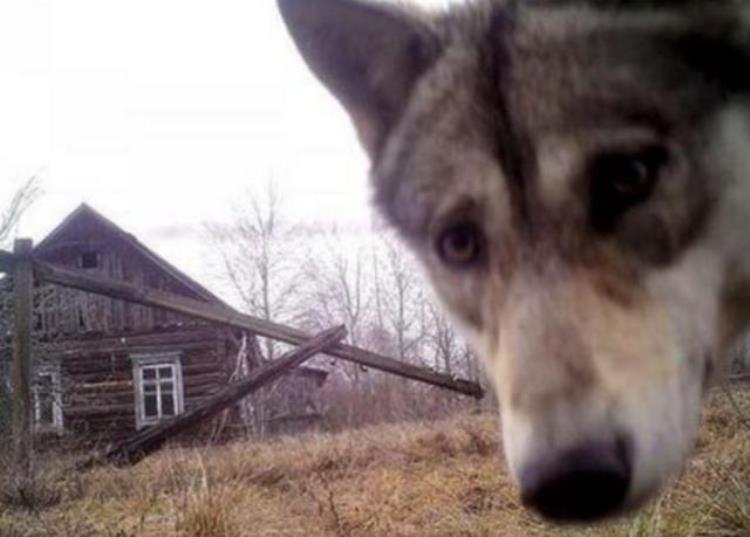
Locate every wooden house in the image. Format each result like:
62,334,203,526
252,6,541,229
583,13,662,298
0,204,327,444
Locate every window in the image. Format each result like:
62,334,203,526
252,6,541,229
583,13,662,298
34,368,63,431
132,353,184,429
79,251,100,269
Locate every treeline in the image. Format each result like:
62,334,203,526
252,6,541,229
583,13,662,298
205,186,488,430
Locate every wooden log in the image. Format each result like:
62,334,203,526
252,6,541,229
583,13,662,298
55,327,223,349
84,325,346,468
12,239,34,467
34,260,484,398
72,417,135,428
183,372,226,388
68,387,134,399
0,249,15,272
65,404,134,418
64,362,128,375
73,380,133,393
182,363,226,376
65,363,129,376
70,391,132,406
65,371,130,384
59,340,215,357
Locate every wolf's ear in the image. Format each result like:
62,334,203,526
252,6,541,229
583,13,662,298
278,0,440,159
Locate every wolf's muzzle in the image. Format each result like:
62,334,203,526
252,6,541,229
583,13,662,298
519,436,632,522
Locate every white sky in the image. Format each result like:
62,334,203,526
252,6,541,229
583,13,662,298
0,0,457,299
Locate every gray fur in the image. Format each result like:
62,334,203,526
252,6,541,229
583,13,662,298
279,0,750,522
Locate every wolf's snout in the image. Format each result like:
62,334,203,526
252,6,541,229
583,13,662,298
520,437,632,522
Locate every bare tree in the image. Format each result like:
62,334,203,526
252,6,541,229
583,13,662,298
302,231,369,343
206,197,483,430
205,183,314,436
300,230,373,390
0,177,41,249
207,183,304,360
424,301,459,376
375,232,428,364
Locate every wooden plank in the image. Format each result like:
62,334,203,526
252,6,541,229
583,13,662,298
12,239,34,467
59,341,218,359
68,395,135,407
65,404,134,418
0,249,15,272
83,325,346,468
182,363,226,376
183,373,226,390
74,380,133,393
64,364,128,376
58,328,222,348
34,260,484,398
65,371,129,384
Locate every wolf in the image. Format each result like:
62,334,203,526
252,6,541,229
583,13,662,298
278,0,750,523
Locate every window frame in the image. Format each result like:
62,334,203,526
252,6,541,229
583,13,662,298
131,352,184,429
78,250,101,270
33,365,64,432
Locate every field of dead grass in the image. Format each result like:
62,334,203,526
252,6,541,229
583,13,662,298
0,388,748,537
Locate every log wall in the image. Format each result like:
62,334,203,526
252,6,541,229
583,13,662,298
33,213,209,337
55,327,233,444
0,207,336,446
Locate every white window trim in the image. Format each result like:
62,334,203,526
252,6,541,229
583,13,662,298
34,366,64,432
140,363,178,421
132,352,184,429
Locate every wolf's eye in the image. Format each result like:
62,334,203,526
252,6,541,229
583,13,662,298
436,222,483,267
590,145,668,232
595,146,667,199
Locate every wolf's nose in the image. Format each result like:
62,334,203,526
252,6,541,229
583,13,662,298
520,438,631,522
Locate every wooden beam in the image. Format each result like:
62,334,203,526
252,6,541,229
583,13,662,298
12,239,34,468
60,340,221,358
40,327,225,355
0,249,15,273
34,260,484,398
85,325,346,467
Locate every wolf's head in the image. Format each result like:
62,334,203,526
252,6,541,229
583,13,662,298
278,0,750,522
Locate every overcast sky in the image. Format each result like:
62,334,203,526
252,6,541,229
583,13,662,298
0,0,457,298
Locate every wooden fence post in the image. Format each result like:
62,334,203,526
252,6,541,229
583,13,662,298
12,239,33,467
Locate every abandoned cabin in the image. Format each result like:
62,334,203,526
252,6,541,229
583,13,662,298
0,204,327,444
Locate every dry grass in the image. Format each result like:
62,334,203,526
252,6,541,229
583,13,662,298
0,388,748,537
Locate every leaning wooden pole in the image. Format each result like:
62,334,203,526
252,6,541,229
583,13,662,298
87,325,346,468
11,239,33,468
33,260,483,398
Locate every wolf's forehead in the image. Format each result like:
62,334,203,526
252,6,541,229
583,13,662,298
374,7,720,239
507,10,714,134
